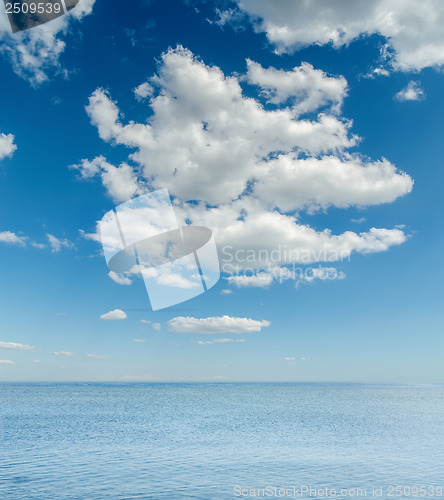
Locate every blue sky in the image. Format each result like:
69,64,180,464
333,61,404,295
0,0,443,383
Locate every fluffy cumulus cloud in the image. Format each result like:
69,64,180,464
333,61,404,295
395,81,425,102
0,132,16,160
100,309,127,321
80,46,412,275
231,0,444,71
72,156,144,203
168,315,271,333
0,0,95,85
246,60,347,115
254,156,412,212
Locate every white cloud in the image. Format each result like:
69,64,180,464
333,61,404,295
221,289,233,295
253,156,413,212
246,60,347,115
0,132,16,160
227,272,273,288
351,217,367,224
134,82,154,101
54,351,74,357
140,319,151,324
47,234,73,252
0,341,36,351
227,266,346,289
195,338,246,345
168,315,271,333
85,353,108,359
108,271,133,286
141,265,201,289
100,309,127,321
72,156,144,203
372,68,390,77
133,339,147,342
0,360,14,365
0,0,96,85
233,0,444,71
85,47,357,205
210,209,408,269
152,323,161,331
79,228,101,244
284,356,318,362
82,46,411,272
395,81,425,102
0,231,27,245
295,266,346,288
0,231,73,251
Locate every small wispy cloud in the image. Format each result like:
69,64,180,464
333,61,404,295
133,339,147,343
0,360,14,365
0,231,27,246
54,351,74,357
85,354,108,359
47,234,74,253
152,323,161,331
227,272,273,288
284,356,319,363
0,341,36,351
195,338,246,345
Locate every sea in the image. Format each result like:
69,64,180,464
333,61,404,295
1,383,443,499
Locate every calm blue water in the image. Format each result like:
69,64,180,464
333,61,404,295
1,383,444,499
